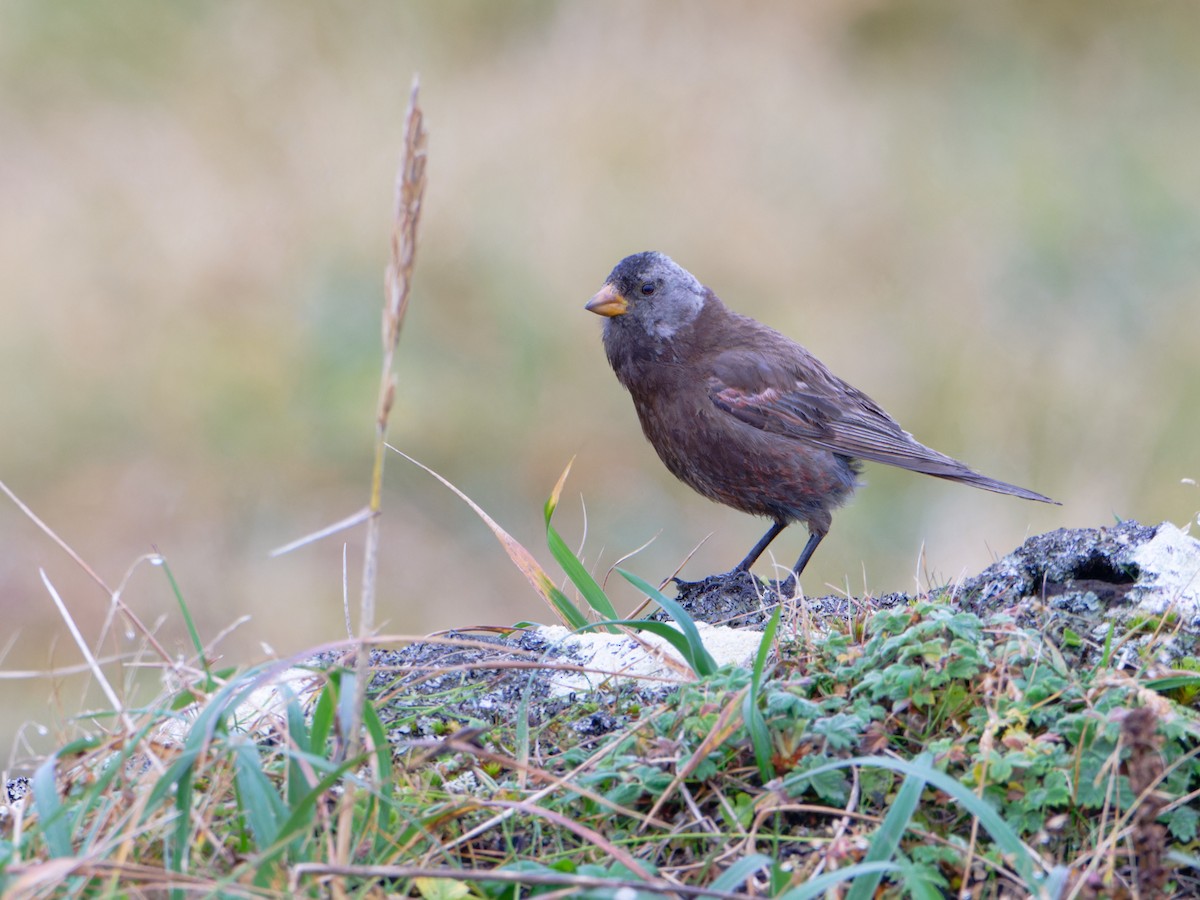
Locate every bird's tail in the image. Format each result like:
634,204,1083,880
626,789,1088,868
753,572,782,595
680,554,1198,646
851,440,1061,505
929,467,1059,505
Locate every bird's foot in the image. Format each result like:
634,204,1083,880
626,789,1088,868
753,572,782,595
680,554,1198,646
669,575,707,592
672,569,800,600
770,574,800,599
665,568,790,627
671,568,760,595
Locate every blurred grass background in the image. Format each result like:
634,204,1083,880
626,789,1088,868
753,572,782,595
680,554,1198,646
3,2,1199,763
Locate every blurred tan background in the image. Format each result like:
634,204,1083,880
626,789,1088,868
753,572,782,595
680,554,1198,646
4,2,1199,764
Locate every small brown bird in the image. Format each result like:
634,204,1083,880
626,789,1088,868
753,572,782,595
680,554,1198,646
586,251,1058,579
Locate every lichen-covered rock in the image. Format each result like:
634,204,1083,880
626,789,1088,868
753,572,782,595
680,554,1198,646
957,520,1200,668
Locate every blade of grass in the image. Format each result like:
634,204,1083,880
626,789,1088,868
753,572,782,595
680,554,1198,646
157,556,213,686
309,677,336,756
544,460,619,626
32,754,71,858
262,756,366,870
232,739,286,852
616,568,718,676
545,586,592,631
743,603,782,781
703,852,774,896
1147,673,1200,692
392,447,588,628
776,861,903,900
578,617,713,678
169,752,197,876
845,751,931,900
337,668,360,756
285,691,314,811
783,754,1048,892
363,698,394,783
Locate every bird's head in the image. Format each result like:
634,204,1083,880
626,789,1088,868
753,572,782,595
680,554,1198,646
585,252,707,343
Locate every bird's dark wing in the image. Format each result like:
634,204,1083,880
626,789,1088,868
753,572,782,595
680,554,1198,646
708,346,1057,503
708,346,930,464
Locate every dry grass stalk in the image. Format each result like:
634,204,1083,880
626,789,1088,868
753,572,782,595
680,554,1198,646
335,75,427,871
0,479,178,670
362,75,428,640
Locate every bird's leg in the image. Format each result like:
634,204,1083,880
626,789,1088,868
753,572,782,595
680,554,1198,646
734,521,788,572
790,530,825,577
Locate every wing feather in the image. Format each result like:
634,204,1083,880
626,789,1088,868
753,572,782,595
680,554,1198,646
708,346,1056,503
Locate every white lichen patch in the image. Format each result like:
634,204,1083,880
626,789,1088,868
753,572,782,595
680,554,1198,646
1130,522,1200,614
534,622,766,696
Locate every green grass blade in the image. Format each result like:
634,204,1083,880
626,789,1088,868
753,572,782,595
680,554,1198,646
1147,673,1200,691
545,521,620,623
751,603,780,691
146,749,201,812
543,460,619,628
309,674,337,756
742,690,774,782
777,862,902,899
285,692,312,809
337,668,360,752
150,748,201,874
232,738,285,850
845,751,930,900
744,604,782,781
783,755,1046,891
361,684,398,856
177,662,273,749
704,853,773,895
616,568,718,675
362,697,394,782
157,556,212,685
264,756,364,866
32,755,71,858
548,583,592,631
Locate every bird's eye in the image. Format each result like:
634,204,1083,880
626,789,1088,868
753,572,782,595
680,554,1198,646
640,282,656,296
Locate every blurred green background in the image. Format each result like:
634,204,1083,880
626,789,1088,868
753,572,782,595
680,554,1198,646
3,2,1199,764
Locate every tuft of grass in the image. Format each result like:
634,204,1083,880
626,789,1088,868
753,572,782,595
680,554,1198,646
6,547,1200,897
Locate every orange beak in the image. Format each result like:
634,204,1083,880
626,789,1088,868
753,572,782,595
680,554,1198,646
585,284,628,317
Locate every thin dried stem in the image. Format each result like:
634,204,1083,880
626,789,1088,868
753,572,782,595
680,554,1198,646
0,478,177,669
335,75,427,870
362,75,428,629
